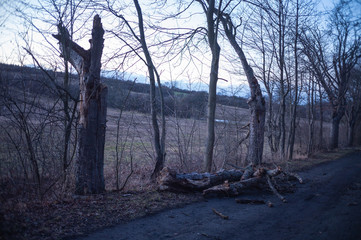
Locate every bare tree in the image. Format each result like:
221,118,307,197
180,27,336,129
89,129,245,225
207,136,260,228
53,15,107,194
104,0,167,179
195,0,222,172
219,10,266,165
345,65,361,146
133,0,167,178
301,1,361,149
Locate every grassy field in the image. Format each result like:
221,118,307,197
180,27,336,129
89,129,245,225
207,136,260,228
102,103,349,191
0,96,349,193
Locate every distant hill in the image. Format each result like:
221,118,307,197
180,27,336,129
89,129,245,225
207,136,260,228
0,63,249,119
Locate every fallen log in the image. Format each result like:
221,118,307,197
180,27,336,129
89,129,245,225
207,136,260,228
203,177,264,198
235,199,266,204
158,167,244,191
158,166,302,202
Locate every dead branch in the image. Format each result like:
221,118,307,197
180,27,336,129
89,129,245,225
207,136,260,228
266,175,287,203
212,208,229,220
283,171,303,184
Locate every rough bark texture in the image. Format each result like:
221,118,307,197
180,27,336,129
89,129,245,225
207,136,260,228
53,15,106,195
220,14,266,166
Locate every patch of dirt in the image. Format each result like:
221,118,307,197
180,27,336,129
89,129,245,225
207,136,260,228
0,191,202,240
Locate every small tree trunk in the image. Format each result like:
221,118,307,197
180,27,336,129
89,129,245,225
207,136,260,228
330,116,341,149
318,84,324,149
132,0,166,179
307,79,315,156
201,0,222,172
204,61,219,172
288,0,299,160
347,121,355,147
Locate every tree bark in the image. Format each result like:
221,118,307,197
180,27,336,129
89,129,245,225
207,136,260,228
53,15,107,195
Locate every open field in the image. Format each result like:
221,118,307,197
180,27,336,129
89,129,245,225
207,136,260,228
101,104,348,191
0,101,348,193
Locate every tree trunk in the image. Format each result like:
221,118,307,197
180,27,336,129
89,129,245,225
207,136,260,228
288,0,299,160
53,15,106,195
330,105,345,149
348,121,355,147
307,78,315,156
158,167,245,191
76,87,107,194
220,15,266,166
202,0,221,172
133,0,166,179
246,84,266,166
318,84,324,149
330,115,341,149
278,0,287,159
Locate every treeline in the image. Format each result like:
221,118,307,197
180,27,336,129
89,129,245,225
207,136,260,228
0,63,249,119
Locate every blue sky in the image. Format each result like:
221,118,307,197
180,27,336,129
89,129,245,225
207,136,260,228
0,0,341,97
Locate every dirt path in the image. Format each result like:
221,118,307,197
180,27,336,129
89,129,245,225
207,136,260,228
74,152,361,240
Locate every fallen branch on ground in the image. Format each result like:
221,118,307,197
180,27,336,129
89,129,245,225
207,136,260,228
235,199,266,204
158,167,244,191
158,165,303,202
212,208,229,220
266,175,287,203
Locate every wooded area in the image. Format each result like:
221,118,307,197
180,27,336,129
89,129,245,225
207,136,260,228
0,0,360,200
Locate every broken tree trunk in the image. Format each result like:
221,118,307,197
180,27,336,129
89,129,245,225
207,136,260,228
158,167,245,191
202,167,282,198
158,165,297,201
53,15,107,195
